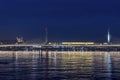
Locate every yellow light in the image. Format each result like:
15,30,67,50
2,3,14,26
62,42,94,45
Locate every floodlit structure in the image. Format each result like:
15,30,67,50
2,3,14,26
16,37,24,43
107,29,111,43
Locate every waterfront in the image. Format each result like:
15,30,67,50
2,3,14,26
0,51,120,80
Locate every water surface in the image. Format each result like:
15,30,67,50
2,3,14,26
0,51,120,80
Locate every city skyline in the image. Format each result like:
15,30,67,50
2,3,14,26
0,28,117,44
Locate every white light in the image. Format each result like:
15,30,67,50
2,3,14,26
107,30,111,43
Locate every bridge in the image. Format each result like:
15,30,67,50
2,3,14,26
0,44,120,51
0,44,120,47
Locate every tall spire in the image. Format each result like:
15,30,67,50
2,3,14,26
45,27,48,44
107,28,111,43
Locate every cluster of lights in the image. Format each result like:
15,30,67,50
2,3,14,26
62,42,94,45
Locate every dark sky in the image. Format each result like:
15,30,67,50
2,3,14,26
0,0,120,42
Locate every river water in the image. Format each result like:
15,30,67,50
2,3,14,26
0,51,120,80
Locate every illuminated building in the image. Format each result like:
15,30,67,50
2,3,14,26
16,37,24,43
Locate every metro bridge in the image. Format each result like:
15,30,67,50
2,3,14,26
1,43,120,47
0,43,120,51
0,43,120,47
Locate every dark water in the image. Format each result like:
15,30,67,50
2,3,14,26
0,51,120,80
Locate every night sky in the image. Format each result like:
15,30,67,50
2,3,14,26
0,0,120,42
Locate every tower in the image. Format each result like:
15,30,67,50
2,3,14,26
107,29,111,43
45,27,48,44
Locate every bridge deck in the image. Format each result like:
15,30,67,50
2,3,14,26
0,44,120,47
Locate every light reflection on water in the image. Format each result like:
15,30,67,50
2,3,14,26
0,51,120,80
